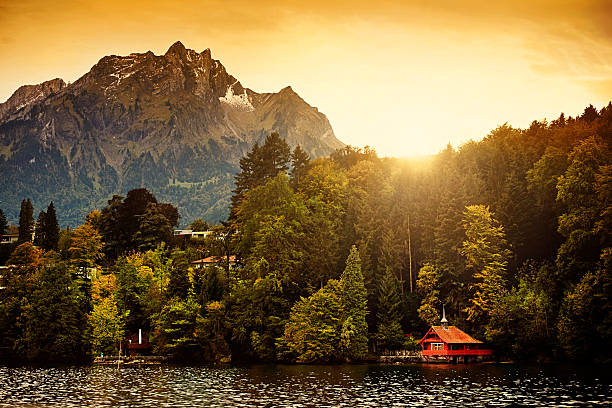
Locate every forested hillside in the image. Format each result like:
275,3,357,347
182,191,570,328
0,103,610,364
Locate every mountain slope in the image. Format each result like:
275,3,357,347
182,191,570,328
0,41,344,226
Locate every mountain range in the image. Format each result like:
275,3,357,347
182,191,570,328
0,41,343,226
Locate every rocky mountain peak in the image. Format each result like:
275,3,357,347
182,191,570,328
0,42,344,226
165,40,187,56
201,48,212,59
0,78,66,121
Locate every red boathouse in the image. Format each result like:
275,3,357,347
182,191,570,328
419,308,493,363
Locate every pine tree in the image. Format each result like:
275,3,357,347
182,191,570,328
19,261,89,362
260,132,291,177
0,209,7,236
132,203,173,251
99,195,125,258
376,267,404,350
121,188,158,248
44,202,60,251
556,136,610,281
33,210,47,248
290,145,310,189
167,250,191,300
340,245,368,360
230,132,291,218
153,297,199,358
18,199,34,244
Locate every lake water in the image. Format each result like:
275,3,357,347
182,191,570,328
0,363,610,407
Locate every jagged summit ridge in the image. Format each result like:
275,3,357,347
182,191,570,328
0,78,66,122
0,42,344,226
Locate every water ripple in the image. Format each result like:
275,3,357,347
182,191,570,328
0,363,610,407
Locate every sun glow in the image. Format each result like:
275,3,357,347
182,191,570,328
0,1,610,157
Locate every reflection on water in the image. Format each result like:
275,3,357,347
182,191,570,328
0,363,610,407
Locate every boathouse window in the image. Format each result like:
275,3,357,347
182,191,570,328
431,343,444,350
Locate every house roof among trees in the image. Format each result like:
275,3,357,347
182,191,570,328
423,326,483,344
192,255,237,264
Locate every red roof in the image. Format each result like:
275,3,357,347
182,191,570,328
192,255,237,264
421,326,483,344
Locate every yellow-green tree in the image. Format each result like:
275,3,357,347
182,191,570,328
416,263,441,326
89,297,125,356
460,205,510,335
280,279,342,363
69,223,104,269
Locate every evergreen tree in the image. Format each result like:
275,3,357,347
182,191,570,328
229,274,288,361
133,203,173,251
44,202,60,251
17,199,34,244
260,132,291,178
280,279,342,363
98,189,176,255
231,142,262,218
556,136,610,281
19,261,89,363
167,250,191,300
200,267,224,304
237,172,309,294
157,203,180,228
0,243,42,358
340,245,368,360
121,188,158,242
0,208,8,236
557,249,612,363
376,267,404,350
290,145,311,188
99,195,125,258
195,301,231,361
33,210,47,248
230,132,291,217
153,297,200,358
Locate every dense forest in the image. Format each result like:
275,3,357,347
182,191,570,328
0,103,610,365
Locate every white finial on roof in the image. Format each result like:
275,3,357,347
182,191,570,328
441,304,448,329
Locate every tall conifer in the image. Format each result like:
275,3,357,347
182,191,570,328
44,202,60,251
33,210,47,248
0,208,7,236
230,132,291,218
340,245,368,360
18,199,34,244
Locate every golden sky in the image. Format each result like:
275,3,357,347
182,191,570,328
1,0,611,156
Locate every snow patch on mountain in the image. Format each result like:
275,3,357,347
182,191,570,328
219,81,254,111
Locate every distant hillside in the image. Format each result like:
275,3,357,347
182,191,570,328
0,41,344,226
